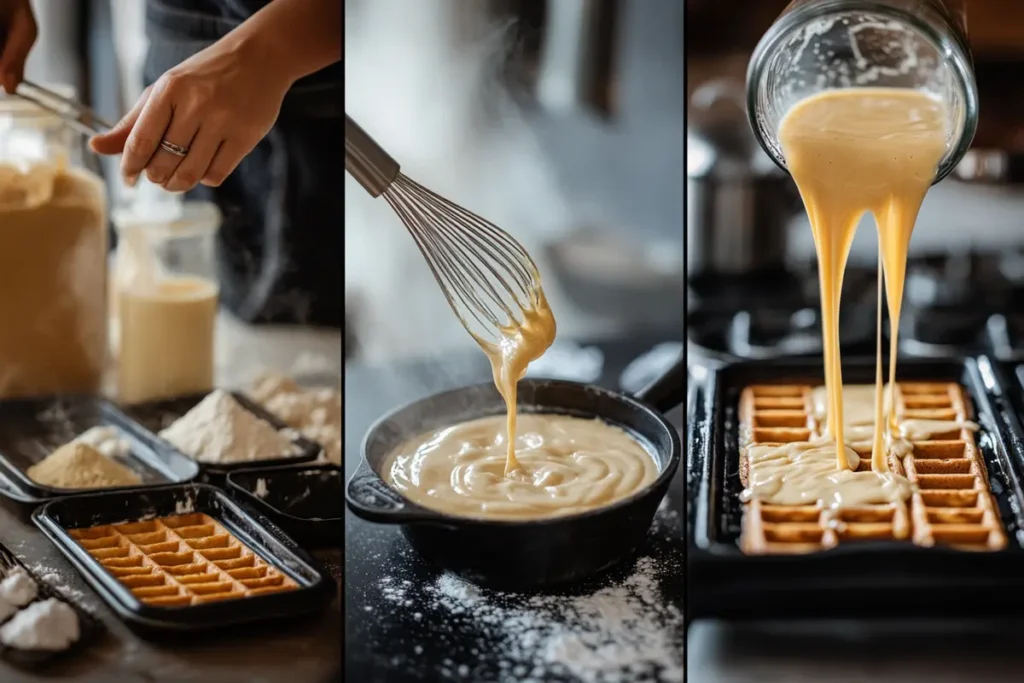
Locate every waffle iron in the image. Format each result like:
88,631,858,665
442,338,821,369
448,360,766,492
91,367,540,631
687,354,1024,620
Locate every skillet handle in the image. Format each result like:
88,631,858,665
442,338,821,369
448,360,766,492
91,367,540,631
346,462,441,524
633,356,688,414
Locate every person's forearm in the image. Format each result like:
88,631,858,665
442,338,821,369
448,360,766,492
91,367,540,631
229,0,341,85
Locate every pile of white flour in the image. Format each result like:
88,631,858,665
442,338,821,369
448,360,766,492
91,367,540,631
160,390,301,464
0,567,80,652
248,372,341,466
0,599,79,650
377,555,683,683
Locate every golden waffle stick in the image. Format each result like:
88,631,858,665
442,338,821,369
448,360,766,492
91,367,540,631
738,382,1006,554
107,566,154,578
227,566,268,580
177,573,223,585
126,531,168,545
212,556,256,570
146,596,193,607
102,557,145,568
69,513,299,606
78,536,121,551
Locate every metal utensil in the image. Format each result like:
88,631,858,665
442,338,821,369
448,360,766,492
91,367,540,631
344,114,542,342
686,79,800,279
12,80,112,136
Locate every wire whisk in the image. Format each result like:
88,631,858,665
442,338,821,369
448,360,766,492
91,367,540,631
345,115,543,343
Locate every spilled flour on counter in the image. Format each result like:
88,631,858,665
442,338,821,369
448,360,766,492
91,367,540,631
160,390,301,464
32,570,88,606
378,555,683,683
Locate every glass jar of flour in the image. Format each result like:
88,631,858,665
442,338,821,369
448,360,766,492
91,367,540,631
0,86,108,397
747,0,977,184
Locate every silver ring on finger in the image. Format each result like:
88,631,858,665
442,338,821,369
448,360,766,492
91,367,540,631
159,139,190,157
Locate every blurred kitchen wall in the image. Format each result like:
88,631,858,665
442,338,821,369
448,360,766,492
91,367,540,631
345,0,685,363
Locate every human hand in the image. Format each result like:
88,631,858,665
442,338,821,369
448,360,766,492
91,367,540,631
0,0,37,93
90,36,292,191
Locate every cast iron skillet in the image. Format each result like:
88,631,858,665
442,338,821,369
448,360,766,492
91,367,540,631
346,362,684,590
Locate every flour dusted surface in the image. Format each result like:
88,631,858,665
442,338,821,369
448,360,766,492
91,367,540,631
375,555,683,683
160,389,300,464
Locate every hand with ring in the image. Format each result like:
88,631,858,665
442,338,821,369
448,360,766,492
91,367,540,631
90,33,293,192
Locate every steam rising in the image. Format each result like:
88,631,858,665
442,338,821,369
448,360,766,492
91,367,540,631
344,0,582,367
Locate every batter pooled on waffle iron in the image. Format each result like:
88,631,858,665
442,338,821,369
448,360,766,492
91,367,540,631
737,383,1005,554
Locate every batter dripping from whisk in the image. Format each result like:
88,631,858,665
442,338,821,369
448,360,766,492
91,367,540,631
346,115,659,517
476,284,556,476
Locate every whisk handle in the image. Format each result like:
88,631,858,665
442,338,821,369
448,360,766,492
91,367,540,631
345,114,400,197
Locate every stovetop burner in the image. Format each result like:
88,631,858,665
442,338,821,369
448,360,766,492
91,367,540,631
688,250,1024,364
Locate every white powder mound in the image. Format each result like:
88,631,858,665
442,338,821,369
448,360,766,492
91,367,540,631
159,390,300,464
249,373,341,466
0,567,38,607
74,426,131,458
0,597,15,622
379,556,683,683
0,598,79,651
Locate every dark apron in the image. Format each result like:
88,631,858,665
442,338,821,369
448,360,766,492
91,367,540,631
144,0,342,328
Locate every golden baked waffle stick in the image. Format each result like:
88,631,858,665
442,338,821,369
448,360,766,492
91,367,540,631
892,383,1006,551
737,382,1006,555
68,514,298,607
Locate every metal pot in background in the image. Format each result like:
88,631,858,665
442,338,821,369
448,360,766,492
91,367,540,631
686,80,801,280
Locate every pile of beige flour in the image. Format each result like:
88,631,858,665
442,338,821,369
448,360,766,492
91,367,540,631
249,372,341,466
27,440,141,490
160,389,301,464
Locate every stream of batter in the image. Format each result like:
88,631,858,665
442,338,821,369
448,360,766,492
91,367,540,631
745,88,953,507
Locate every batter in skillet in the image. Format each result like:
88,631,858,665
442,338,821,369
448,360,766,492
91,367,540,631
382,281,659,520
383,413,659,520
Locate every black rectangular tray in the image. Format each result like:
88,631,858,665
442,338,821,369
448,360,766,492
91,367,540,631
0,396,199,499
687,354,1024,620
0,540,102,669
120,392,321,476
32,483,336,635
226,464,342,549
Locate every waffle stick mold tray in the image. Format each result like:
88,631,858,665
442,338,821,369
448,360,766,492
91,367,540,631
687,355,1024,620
32,483,335,635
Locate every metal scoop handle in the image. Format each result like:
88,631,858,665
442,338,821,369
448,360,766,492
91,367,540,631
13,80,113,136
